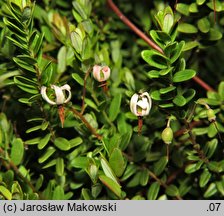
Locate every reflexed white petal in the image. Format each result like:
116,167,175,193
51,85,65,105
141,92,152,112
130,93,139,116
40,86,56,105
62,84,72,104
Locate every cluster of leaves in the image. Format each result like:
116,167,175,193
0,0,224,200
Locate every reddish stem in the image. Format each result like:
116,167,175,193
107,0,215,92
107,0,164,54
138,116,143,135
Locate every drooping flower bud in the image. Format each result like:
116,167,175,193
92,65,111,82
41,84,72,105
130,92,152,117
161,127,173,145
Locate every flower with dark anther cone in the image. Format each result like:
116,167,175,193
130,92,152,135
41,84,72,127
92,65,111,92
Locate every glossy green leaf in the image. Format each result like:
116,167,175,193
72,73,84,86
120,164,137,181
99,175,121,198
173,95,187,107
38,147,56,163
216,181,224,196
160,86,176,94
10,138,24,165
109,93,122,122
141,50,169,69
38,133,51,150
183,41,199,51
153,156,168,176
176,3,190,16
71,157,88,169
69,137,83,148
109,148,126,177
197,17,210,33
208,28,222,41
57,46,66,73
147,182,160,200
56,158,64,176
139,169,149,186
52,185,64,200
165,184,179,197
196,0,206,5
204,183,217,198
199,169,211,188
173,69,196,82
54,137,71,151
100,156,118,184
25,137,41,145
0,185,12,200
178,23,198,34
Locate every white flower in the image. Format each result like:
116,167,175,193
93,65,111,82
41,84,72,105
130,92,152,117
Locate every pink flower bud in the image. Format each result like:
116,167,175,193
93,65,111,82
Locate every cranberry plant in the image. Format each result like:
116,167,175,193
0,0,224,200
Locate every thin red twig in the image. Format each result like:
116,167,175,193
107,0,215,92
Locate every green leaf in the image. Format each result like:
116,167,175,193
41,61,53,86
197,17,210,33
72,1,88,19
72,73,84,86
99,175,121,198
216,181,224,196
56,158,64,176
207,1,223,12
141,50,169,69
173,69,196,82
189,3,198,13
120,164,137,181
26,125,42,133
147,182,160,200
183,41,199,51
173,95,187,107
208,28,222,41
109,93,122,122
25,137,41,145
71,157,88,169
165,184,179,197
100,156,119,185
170,41,185,63
10,138,24,165
159,67,173,76
160,86,176,94
109,148,126,177
185,162,201,174
69,137,83,148
0,185,12,200
139,169,149,186
38,133,51,150
199,169,211,188
38,147,56,164
13,57,36,73
178,23,198,34
153,156,168,176
218,81,224,100
196,0,206,5
52,185,64,200
204,138,218,158
176,3,190,16
57,46,67,74
71,31,82,53
204,183,217,198
54,137,71,151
